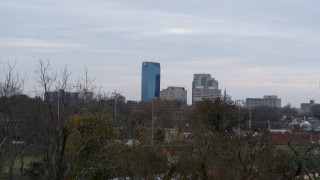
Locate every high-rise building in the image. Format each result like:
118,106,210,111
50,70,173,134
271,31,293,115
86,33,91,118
192,74,221,104
245,95,281,108
160,86,187,104
141,62,161,101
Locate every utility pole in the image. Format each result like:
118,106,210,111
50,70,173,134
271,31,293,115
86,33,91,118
249,107,252,130
235,99,244,137
151,100,154,146
57,90,62,124
58,93,60,123
238,102,241,137
114,90,117,119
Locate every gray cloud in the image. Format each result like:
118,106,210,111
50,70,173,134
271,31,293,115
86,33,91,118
1,0,320,106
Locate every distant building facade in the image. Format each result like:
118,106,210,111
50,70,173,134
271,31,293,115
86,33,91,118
160,86,187,103
301,100,316,111
79,90,94,102
300,100,320,115
45,90,78,103
223,89,233,103
192,74,221,104
141,62,161,101
245,95,281,108
44,89,93,103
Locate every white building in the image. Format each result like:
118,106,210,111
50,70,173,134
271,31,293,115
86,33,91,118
192,74,221,104
159,86,187,103
246,95,281,108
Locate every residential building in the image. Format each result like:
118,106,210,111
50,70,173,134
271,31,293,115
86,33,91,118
141,61,161,101
192,74,221,104
245,95,281,108
160,86,187,103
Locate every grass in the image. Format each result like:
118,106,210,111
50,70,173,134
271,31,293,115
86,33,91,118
1,154,40,179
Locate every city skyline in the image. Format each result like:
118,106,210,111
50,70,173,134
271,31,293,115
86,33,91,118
1,0,320,107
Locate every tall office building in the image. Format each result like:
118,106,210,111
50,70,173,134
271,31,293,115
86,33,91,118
192,74,221,104
141,62,161,101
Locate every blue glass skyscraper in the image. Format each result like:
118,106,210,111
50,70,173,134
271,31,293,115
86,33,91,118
141,62,161,101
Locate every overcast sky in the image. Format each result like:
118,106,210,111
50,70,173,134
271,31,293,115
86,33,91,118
1,0,320,107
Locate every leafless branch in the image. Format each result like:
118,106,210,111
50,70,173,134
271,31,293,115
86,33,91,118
0,61,24,96
36,59,57,94
56,63,71,91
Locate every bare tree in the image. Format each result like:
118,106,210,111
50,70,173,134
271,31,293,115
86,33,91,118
33,60,102,179
75,68,96,101
56,64,72,92
35,59,57,96
35,59,68,180
0,61,24,96
0,62,25,179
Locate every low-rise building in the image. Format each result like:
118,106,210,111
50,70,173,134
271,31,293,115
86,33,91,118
300,100,320,115
160,86,187,104
44,89,93,103
79,89,94,102
245,95,281,109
